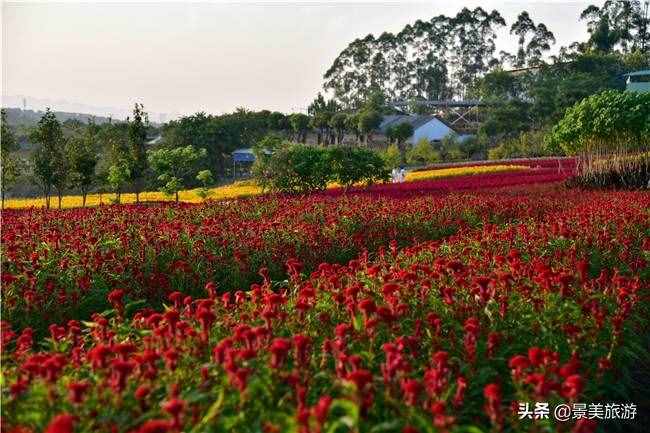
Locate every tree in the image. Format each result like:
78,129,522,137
508,11,556,68
195,169,214,200
107,163,130,203
328,146,390,190
148,145,207,202
547,89,650,155
67,126,98,207
547,89,650,187
289,113,310,143
580,1,650,53
406,138,441,166
357,110,382,145
381,143,402,169
128,103,149,203
1,109,22,208
30,108,67,209
386,122,414,157
253,144,331,194
329,113,348,145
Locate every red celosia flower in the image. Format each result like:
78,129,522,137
269,338,292,369
400,378,421,406
67,381,89,404
44,413,75,433
162,397,185,429
561,374,583,400
137,420,172,433
483,383,502,428
313,395,332,424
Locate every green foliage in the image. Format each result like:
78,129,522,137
323,8,506,106
107,163,131,202
30,108,68,208
289,114,311,143
162,110,287,178
479,99,532,139
1,109,22,206
67,127,98,205
386,123,414,146
196,170,214,200
329,113,348,145
328,146,389,188
148,145,207,201
357,110,382,144
547,90,650,155
548,89,650,188
128,103,149,195
488,129,555,160
254,144,330,194
254,144,387,193
381,144,402,170
406,138,441,166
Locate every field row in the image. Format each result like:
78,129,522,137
2,162,538,209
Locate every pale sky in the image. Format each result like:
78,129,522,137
1,1,591,119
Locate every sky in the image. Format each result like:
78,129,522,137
1,0,592,120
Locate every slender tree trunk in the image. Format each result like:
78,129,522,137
136,191,140,204
175,190,179,202
82,191,87,207
57,191,62,209
45,186,51,209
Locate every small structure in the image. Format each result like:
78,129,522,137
624,70,650,93
379,115,459,145
232,148,257,178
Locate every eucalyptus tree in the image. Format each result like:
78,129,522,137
581,1,650,52
448,7,506,96
509,11,556,68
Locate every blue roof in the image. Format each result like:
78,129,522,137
232,148,255,163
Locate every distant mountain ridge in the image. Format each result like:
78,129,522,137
2,107,116,127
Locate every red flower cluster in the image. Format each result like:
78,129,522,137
1,172,648,433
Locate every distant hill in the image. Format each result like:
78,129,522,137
2,107,115,127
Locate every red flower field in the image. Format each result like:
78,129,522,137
1,164,648,433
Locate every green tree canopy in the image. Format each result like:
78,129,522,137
148,145,207,201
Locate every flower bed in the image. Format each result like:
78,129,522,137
1,188,648,433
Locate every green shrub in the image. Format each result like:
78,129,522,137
488,129,555,160
381,144,402,169
406,138,441,166
547,90,650,188
546,90,650,155
254,144,331,193
328,146,390,188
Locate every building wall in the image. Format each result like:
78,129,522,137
627,82,650,93
409,119,455,144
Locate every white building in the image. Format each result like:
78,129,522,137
624,70,650,93
379,115,461,145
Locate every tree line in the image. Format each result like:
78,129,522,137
323,1,649,108
1,105,215,208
